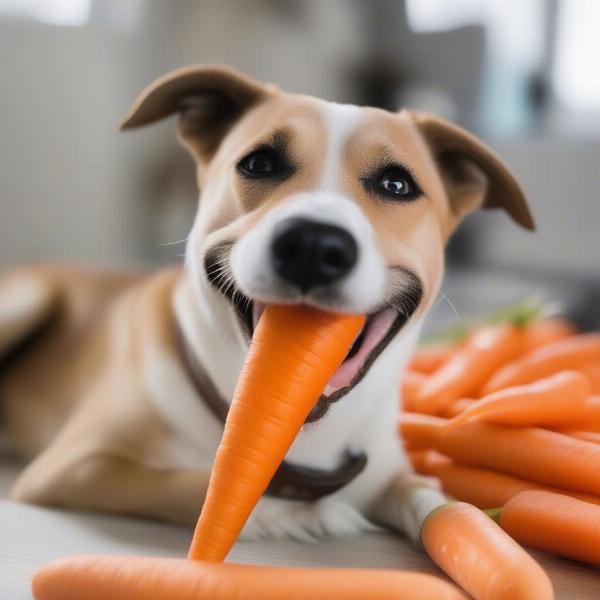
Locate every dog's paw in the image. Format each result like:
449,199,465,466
370,472,447,546
240,496,378,543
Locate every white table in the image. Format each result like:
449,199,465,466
1,457,599,599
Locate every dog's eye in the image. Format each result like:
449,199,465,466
237,149,280,178
371,166,421,201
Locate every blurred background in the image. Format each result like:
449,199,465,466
1,0,599,329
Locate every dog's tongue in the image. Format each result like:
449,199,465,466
252,303,395,394
326,308,396,390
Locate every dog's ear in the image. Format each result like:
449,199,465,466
119,64,269,161
411,111,534,230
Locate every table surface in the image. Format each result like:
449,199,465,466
1,494,599,599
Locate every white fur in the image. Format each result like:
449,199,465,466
230,191,386,314
0,275,47,323
160,100,446,543
318,102,363,191
230,101,385,314
141,346,223,471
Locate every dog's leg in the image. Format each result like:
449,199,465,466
11,446,210,525
10,388,211,527
368,472,448,546
0,267,58,358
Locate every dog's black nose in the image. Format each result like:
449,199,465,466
271,218,358,292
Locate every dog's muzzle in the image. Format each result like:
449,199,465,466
271,217,358,293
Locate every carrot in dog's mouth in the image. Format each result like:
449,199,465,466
204,243,422,404
249,300,418,400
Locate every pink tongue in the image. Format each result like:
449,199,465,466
327,308,396,390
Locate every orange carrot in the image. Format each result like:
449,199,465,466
409,450,600,508
414,324,525,415
559,430,600,444
189,305,364,562
553,396,600,431
399,412,445,449
523,317,577,352
578,361,600,394
442,399,476,418
482,332,600,395
446,371,591,429
408,449,437,472
408,344,456,374
575,418,600,432
496,490,600,565
401,370,427,411
32,555,467,600
436,422,600,496
421,502,553,600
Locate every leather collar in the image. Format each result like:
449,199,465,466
174,322,367,501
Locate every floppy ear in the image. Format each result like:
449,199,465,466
411,111,534,230
119,64,269,162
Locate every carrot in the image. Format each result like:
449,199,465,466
578,394,600,420
408,449,437,472
409,450,600,508
435,422,600,496
442,399,476,418
401,370,427,411
553,396,600,431
408,344,455,374
188,305,364,561
399,412,445,449
32,555,468,600
559,430,600,444
482,332,600,395
523,317,577,352
573,418,600,433
421,502,553,600
578,361,600,394
495,490,600,565
414,324,525,415
446,371,591,430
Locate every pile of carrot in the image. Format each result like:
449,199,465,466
402,311,600,566
31,303,598,600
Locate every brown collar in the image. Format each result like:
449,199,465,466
174,322,367,501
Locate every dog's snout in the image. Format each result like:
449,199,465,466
271,217,358,292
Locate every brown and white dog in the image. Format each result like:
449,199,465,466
0,65,533,544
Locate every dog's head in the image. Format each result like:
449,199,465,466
122,65,533,401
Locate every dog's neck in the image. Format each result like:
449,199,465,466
173,269,248,403
172,264,423,472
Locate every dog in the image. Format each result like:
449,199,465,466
0,65,533,544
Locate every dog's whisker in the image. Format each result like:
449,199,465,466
216,276,232,296
158,237,189,247
437,291,460,322
211,254,232,265
220,276,236,297
242,294,252,311
210,263,231,273
208,267,230,280
386,284,421,318
210,259,230,269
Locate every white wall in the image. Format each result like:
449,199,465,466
468,136,600,277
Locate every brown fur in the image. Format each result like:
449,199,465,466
1,65,532,527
